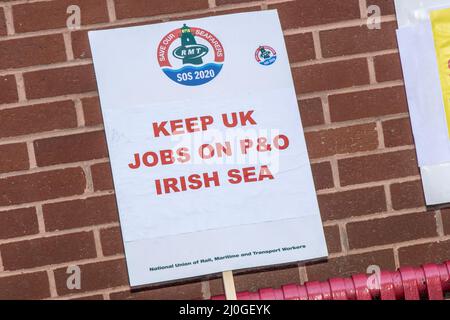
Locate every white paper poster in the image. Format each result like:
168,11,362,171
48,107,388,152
395,0,450,205
89,10,327,287
394,0,450,27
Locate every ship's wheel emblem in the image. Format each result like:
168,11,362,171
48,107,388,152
157,24,225,86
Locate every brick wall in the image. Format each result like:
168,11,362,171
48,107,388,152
0,0,448,300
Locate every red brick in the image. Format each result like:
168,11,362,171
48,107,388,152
43,195,119,232
442,208,450,235
54,259,128,295
234,266,300,292
82,96,103,126
0,8,8,36
306,249,396,281
285,33,316,63
382,117,414,148
0,101,77,138
0,207,39,240
329,86,408,122
71,30,90,59
34,131,108,166
338,150,419,186
71,18,167,60
390,180,425,210
0,272,50,299
13,0,109,33
215,6,260,16
110,282,203,300
347,212,437,249
0,231,97,270
0,34,66,70
367,0,396,15
318,186,386,221
0,143,29,173
0,167,86,206
374,53,403,82
210,265,300,296
115,0,209,20
173,5,260,20
305,123,378,159
75,11,176,56
23,64,97,99
320,22,398,58
100,226,124,256
0,75,18,104
216,0,257,4
293,59,370,94
311,161,334,190
91,162,114,191
269,0,360,29
398,240,450,266
324,225,341,253
298,98,324,128
71,294,104,300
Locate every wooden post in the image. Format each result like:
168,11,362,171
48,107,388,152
222,270,237,300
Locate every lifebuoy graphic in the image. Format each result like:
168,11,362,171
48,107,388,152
157,24,225,86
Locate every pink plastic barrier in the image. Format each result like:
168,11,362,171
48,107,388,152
211,260,450,300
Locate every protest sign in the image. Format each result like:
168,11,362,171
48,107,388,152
89,10,327,286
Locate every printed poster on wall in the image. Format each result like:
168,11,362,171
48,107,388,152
89,10,328,287
395,0,450,205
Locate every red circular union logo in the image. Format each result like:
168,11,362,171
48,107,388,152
157,25,225,86
255,45,277,66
